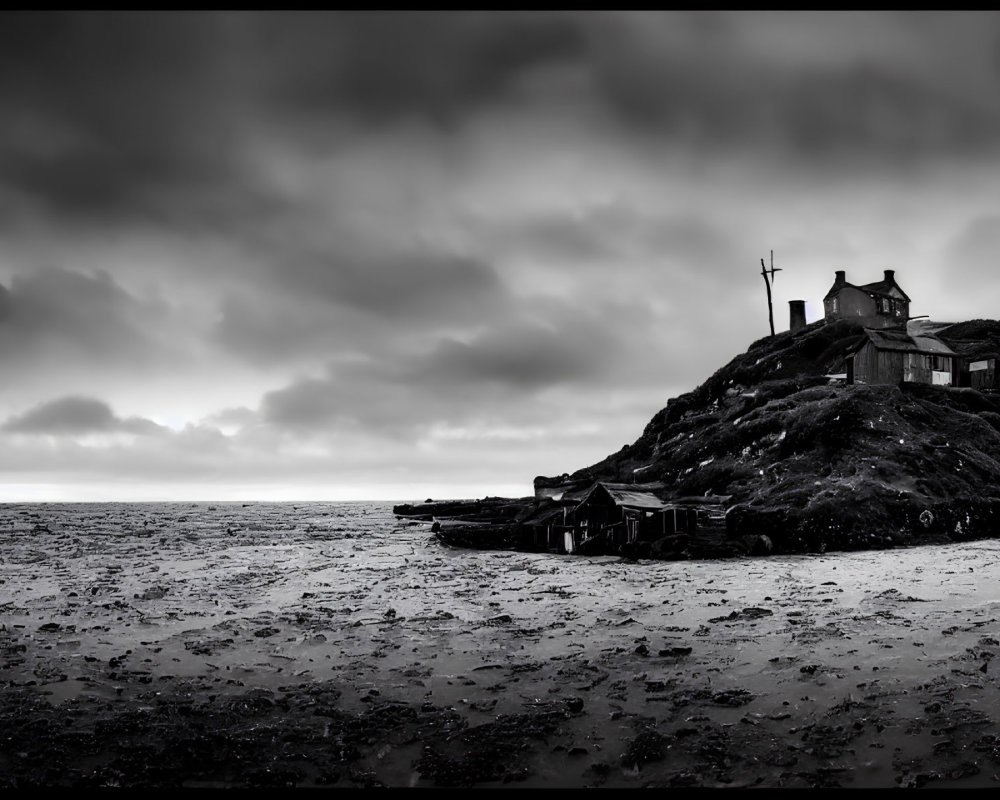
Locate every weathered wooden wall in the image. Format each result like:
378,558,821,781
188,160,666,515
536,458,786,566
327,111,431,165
852,342,904,385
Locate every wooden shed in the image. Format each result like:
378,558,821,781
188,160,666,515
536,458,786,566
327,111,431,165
935,322,1000,392
555,482,697,554
962,357,998,391
521,505,574,553
847,328,955,387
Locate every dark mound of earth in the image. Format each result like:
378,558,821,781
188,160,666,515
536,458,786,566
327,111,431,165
400,318,1000,557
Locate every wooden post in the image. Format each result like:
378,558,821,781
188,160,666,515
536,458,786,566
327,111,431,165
759,250,782,337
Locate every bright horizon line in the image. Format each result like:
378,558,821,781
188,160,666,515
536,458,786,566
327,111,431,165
0,482,536,504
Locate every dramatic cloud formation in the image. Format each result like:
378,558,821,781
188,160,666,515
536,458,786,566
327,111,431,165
2,10,1000,500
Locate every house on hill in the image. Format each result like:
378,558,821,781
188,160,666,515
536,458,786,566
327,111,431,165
846,327,955,386
824,269,910,329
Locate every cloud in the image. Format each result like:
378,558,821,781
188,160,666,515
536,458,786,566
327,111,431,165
273,248,503,320
0,12,256,225
0,268,177,371
418,318,610,389
210,242,509,368
0,11,584,231
256,296,668,440
2,11,1000,501
241,11,586,128
574,11,1000,169
1,396,166,436
2,10,998,243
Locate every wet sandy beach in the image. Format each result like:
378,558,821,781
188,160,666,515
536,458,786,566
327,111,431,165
2,501,1000,788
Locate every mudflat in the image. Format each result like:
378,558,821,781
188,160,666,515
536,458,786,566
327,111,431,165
1,501,999,788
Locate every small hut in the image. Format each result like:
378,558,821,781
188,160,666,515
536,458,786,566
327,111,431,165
846,328,955,386
551,482,696,554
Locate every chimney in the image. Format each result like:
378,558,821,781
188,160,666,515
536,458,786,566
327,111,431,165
835,270,846,283
884,269,895,283
789,300,807,333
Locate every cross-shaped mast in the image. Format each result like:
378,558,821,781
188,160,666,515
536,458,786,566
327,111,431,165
759,249,782,337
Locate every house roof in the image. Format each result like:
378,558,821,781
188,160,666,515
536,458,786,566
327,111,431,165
850,328,955,356
824,277,911,303
857,277,911,302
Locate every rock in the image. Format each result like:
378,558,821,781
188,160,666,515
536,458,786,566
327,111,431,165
564,697,584,713
710,689,755,707
620,729,671,769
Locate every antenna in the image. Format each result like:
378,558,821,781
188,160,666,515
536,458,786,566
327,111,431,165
759,249,782,337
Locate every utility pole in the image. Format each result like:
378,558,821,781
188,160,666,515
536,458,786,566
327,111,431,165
760,249,782,337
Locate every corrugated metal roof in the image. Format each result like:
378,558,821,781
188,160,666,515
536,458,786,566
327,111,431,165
572,482,667,511
565,482,725,512
908,319,956,337
604,488,668,510
910,335,956,355
562,481,662,503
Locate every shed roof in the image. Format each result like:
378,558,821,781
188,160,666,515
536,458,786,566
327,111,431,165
522,506,567,526
573,481,668,511
851,328,955,356
605,488,668,510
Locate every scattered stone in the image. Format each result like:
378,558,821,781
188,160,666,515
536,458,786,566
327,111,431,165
709,607,774,623
709,689,755,707
620,729,671,769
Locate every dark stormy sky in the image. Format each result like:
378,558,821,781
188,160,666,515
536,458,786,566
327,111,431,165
3,10,1000,501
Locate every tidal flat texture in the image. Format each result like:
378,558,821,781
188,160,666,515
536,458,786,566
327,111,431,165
2,501,1000,788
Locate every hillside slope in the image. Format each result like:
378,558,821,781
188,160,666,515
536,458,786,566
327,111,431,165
534,318,1000,554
